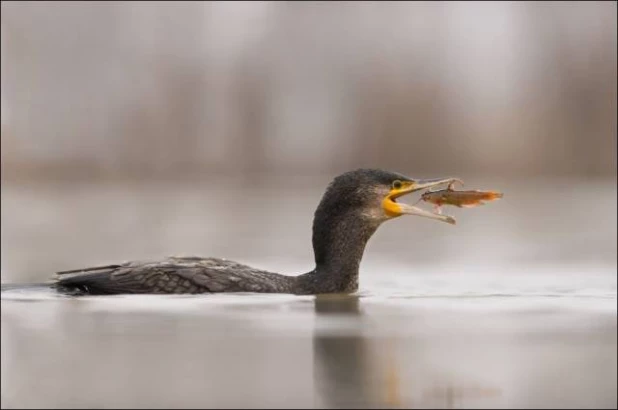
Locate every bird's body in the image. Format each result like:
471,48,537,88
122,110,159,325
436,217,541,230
54,257,297,295
46,169,460,296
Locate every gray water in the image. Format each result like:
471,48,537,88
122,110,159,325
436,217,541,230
1,178,617,408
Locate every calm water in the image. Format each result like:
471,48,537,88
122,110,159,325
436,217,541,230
1,178,617,408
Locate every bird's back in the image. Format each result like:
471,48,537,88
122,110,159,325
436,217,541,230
54,256,297,295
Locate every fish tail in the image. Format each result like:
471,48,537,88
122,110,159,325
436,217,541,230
485,191,503,200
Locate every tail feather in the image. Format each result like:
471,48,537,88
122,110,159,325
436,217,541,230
2,264,122,296
56,264,123,275
1,281,89,297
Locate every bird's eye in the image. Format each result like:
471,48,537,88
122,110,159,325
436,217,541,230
392,180,402,190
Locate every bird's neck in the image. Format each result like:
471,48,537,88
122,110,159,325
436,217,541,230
296,209,380,294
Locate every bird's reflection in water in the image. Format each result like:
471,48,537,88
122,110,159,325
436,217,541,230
311,296,504,409
312,294,385,409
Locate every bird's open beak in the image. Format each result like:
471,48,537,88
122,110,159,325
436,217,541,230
383,177,461,225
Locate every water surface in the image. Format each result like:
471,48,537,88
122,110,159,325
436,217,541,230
1,178,616,408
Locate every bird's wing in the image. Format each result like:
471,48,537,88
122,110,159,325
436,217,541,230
54,256,293,295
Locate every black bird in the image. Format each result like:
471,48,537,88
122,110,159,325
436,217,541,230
52,169,458,295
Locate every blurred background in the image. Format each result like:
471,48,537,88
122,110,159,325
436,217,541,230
1,1,616,181
1,2,616,408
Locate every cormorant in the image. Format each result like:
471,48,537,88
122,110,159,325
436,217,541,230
52,169,459,295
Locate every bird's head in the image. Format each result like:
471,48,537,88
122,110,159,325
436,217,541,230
316,169,458,226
